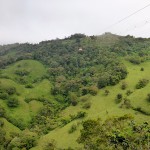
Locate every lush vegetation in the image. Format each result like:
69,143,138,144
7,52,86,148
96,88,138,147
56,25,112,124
78,115,150,150
0,33,150,149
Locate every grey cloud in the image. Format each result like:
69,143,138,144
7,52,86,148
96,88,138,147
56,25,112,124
0,0,150,44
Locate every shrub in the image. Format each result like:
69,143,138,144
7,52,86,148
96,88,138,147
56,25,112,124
136,79,149,89
76,111,87,119
117,93,123,100
81,87,89,96
97,75,109,89
133,107,150,116
88,86,98,96
120,98,131,109
0,92,9,100
15,69,29,76
25,84,34,88
16,77,27,84
61,118,71,126
68,124,77,134
43,140,56,150
121,82,127,90
7,97,19,108
140,67,144,71
6,87,16,95
116,93,123,103
146,93,150,102
104,90,110,96
24,97,34,103
0,106,5,117
0,120,4,127
70,111,87,121
126,90,133,96
68,92,78,106
7,130,37,150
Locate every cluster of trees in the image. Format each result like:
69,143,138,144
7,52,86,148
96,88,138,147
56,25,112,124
0,85,19,108
1,33,150,108
78,114,150,150
0,128,37,150
136,78,149,89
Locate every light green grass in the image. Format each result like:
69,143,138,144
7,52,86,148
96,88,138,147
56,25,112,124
1,60,47,83
0,60,54,127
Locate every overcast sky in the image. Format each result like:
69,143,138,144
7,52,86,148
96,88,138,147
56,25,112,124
0,0,150,44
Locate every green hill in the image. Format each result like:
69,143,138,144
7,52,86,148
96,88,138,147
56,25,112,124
0,33,150,149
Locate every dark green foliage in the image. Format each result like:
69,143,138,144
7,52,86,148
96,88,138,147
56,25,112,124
104,89,110,96
25,96,50,103
7,97,19,108
0,128,6,145
136,78,149,89
126,90,133,96
88,86,98,96
76,111,87,119
0,92,8,100
15,69,29,76
24,97,34,103
43,140,56,150
7,131,37,150
6,117,26,130
121,81,127,90
68,92,78,106
61,111,86,127
116,93,123,103
133,107,150,116
29,102,61,134
0,106,5,117
141,67,144,71
5,87,16,95
25,84,34,88
81,87,89,96
147,93,150,102
68,124,77,134
97,75,110,89
68,33,86,39
68,111,87,123
78,115,150,150
0,120,4,127
16,76,28,84
120,98,131,109
117,93,123,100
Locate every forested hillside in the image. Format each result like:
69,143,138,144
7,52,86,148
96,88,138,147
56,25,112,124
0,33,150,149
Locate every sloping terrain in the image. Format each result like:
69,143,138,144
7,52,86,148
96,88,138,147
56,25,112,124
0,33,150,149
31,60,150,149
